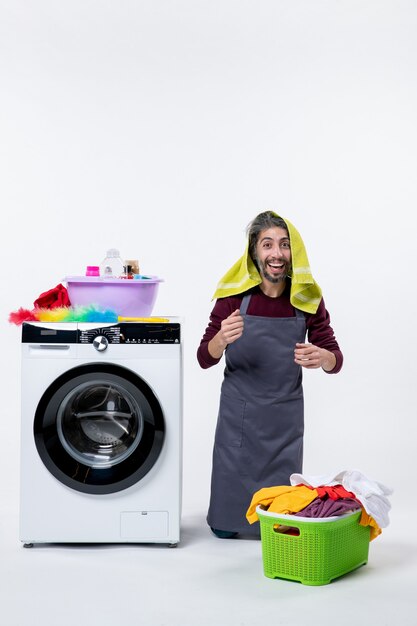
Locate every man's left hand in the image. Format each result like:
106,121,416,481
294,343,336,372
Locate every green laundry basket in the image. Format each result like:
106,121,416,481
257,506,370,586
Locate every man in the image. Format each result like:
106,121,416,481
197,211,343,538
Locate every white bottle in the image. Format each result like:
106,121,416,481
100,248,125,278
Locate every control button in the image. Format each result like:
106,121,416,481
93,336,109,352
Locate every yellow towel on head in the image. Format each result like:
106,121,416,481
212,213,322,314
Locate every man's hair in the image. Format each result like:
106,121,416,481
246,211,288,261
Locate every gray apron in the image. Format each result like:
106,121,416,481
207,293,306,535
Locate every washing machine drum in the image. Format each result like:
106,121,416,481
34,364,165,494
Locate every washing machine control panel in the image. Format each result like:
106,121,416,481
78,323,181,344
22,322,181,344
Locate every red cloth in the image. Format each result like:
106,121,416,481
300,483,357,501
315,485,357,500
33,284,71,309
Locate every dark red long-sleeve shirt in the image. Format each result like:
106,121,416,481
197,284,343,373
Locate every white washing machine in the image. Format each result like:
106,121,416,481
19,319,182,547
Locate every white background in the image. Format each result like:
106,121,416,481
0,3,416,622
0,0,417,626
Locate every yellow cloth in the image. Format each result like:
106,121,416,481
359,510,382,541
246,485,319,524
212,213,322,314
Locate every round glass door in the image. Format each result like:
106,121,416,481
34,364,165,494
56,380,143,468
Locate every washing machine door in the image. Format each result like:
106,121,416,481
34,363,165,494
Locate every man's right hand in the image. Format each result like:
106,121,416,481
208,309,244,359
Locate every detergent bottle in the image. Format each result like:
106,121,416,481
100,249,125,278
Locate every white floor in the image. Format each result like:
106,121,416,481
1,496,416,626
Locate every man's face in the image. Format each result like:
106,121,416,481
254,226,291,284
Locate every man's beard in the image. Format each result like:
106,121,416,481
256,257,290,284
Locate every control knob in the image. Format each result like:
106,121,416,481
93,336,109,352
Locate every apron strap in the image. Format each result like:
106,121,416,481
240,293,251,315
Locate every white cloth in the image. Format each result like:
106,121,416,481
290,469,393,528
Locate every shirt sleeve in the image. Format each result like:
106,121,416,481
306,298,343,374
196,297,241,369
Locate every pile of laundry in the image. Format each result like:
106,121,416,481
246,470,392,540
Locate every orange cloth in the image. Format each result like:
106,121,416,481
246,485,319,524
359,510,382,541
